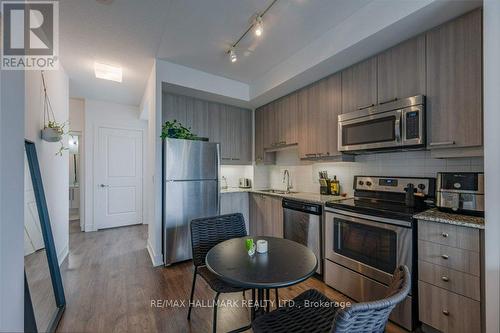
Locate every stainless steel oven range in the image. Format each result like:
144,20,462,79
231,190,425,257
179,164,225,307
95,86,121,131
324,176,435,331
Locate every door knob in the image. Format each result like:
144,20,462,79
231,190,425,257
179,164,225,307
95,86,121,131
99,184,109,188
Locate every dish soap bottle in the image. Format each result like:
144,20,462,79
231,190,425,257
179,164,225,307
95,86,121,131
330,176,340,196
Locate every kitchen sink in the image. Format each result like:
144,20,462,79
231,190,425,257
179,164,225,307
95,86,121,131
259,189,297,195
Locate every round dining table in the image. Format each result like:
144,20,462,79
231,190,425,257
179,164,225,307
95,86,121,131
206,236,318,332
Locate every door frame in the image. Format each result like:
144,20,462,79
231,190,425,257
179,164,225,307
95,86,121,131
90,124,145,231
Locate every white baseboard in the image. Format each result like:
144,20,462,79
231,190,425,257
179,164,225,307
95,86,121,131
57,244,69,266
147,239,163,267
84,224,96,232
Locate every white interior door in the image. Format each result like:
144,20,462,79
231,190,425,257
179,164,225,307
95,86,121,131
95,127,143,230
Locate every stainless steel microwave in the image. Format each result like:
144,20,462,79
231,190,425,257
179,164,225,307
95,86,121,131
338,95,425,153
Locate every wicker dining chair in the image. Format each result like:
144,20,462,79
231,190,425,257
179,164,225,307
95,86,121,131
252,265,411,333
188,213,248,333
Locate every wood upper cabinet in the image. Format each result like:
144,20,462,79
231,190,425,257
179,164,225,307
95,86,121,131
249,194,283,237
254,107,265,163
163,92,252,164
341,57,377,113
298,73,342,158
276,93,298,146
426,9,482,150
377,35,426,102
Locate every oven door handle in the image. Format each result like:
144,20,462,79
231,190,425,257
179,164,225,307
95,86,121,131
395,110,402,143
325,208,412,228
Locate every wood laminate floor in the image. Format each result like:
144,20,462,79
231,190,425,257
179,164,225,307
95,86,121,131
57,221,408,333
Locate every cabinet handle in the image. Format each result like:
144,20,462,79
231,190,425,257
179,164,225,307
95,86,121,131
442,232,449,238
442,310,450,316
222,158,231,160
441,254,449,260
380,98,398,105
357,103,375,110
231,158,240,161
441,276,449,282
429,141,455,147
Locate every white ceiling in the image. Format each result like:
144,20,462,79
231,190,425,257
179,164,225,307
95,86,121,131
156,0,371,83
60,0,173,105
61,0,481,107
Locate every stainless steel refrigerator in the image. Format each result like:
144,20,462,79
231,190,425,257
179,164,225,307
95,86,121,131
163,138,220,266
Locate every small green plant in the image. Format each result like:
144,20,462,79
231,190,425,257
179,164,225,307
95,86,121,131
46,120,66,135
161,120,197,140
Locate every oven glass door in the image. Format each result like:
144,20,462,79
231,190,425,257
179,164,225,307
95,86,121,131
334,217,397,274
339,110,401,151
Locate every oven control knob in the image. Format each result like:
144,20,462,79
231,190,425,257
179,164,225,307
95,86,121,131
358,180,364,186
366,181,372,187
418,183,426,190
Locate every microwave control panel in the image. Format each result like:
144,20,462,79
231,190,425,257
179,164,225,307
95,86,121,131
405,111,420,140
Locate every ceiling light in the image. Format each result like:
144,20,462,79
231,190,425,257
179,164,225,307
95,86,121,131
255,16,263,37
229,49,237,63
94,62,122,82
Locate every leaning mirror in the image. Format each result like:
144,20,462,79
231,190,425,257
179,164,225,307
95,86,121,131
24,140,65,332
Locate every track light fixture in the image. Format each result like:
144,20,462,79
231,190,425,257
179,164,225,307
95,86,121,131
227,0,278,64
255,16,263,36
229,49,237,63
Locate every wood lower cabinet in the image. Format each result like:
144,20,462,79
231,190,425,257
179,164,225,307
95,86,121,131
377,35,426,102
426,9,482,152
249,194,283,238
220,192,250,232
341,57,377,114
418,220,483,333
163,92,252,164
419,281,480,333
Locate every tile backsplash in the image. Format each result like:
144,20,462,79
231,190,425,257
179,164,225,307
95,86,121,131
220,165,253,188
255,148,483,196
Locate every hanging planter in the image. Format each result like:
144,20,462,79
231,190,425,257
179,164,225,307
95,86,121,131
40,71,69,156
41,121,65,142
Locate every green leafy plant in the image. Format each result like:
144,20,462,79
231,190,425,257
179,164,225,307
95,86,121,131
45,121,69,156
161,120,197,140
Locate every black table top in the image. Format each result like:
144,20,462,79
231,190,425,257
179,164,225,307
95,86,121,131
206,236,318,289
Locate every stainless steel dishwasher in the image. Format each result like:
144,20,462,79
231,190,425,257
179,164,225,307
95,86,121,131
282,198,322,275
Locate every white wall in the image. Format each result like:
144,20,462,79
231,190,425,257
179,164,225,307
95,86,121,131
0,70,25,332
83,99,147,232
156,59,249,102
258,149,483,195
483,1,500,332
69,98,84,132
25,69,70,265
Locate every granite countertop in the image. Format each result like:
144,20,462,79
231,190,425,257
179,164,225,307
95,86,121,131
252,190,347,204
414,208,485,229
221,187,348,205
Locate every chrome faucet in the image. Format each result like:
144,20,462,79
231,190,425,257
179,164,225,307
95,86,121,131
282,169,292,193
